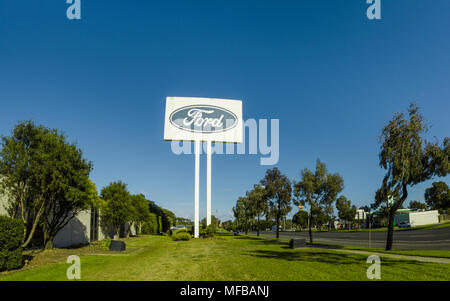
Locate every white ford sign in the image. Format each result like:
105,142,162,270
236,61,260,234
164,97,243,143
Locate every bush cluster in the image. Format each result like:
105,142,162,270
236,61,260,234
0,216,24,271
174,228,189,235
172,232,191,241
200,224,217,238
100,238,112,249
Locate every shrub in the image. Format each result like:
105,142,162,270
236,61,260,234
174,228,189,235
200,224,217,238
0,216,24,271
172,232,191,241
101,238,112,248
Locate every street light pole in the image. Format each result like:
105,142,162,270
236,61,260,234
369,211,372,248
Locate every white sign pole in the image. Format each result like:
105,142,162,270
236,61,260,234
194,140,200,238
206,141,212,226
164,97,243,237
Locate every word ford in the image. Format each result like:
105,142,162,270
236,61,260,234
184,109,224,128
170,105,237,133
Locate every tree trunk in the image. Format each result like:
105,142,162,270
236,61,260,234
42,222,54,250
21,199,46,248
114,225,120,239
43,236,54,250
257,214,260,237
127,223,133,237
385,208,396,250
276,214,280,239
385,184,408,251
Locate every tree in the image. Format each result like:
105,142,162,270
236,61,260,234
38,131,95,249
162,208,176,232
425,181,450,213
336,196,357,229
145,200,174,233
375,104,449,250
201,215,220,229
260,168,292,239
176,217,193,227
232,196,254,234
221,220,233,231
292,210,309,229
408,200,428,211
0,121,47,248
0,121,95,249
293,159,344,243
247,185,268,236
100,181,133,238
360,205,371,212
129,194,150,235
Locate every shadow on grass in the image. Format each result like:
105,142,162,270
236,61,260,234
246,249,428,267
236,236,429,268
234,236,289,247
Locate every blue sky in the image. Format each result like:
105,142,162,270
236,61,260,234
0,0,449,221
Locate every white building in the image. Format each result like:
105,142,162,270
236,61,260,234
395,209,439,227
355,209,367,221
0,189,135,248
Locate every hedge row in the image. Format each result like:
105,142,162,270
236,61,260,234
141,213,159,235
0,216,24,271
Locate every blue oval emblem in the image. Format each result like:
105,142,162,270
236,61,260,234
170,105,238,133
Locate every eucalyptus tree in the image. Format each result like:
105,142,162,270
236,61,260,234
247,184,268,236
336,196,357,229
293,159,344,243
232,197,244,232
260,168,292,239
232,196,253,233
375,104,449,250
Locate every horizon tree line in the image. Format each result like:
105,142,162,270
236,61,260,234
232,104,448,251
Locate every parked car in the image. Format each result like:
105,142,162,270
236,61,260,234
172,225,188,231
398,221,412,228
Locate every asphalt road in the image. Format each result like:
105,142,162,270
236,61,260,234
247,227,450,250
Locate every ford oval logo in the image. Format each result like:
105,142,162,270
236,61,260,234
169,105,238,133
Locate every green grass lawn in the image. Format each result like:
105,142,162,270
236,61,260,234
1,235,450,281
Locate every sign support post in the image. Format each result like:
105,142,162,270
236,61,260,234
194,140,200,238
164,97,243,239
206,141,212,226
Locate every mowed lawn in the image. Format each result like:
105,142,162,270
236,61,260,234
1,235,450,281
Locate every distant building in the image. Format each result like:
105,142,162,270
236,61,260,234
355,209,367,221
395,209,439,227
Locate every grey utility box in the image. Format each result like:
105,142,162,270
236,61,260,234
289,238,306,249
109,240,126,252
